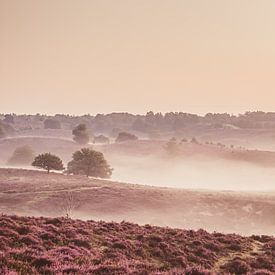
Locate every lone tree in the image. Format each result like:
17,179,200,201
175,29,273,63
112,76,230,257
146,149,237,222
8,145,35,166
115,132,138,143
44,118,61,129
32,153,64,173
72,124,90,145
67,148,112,178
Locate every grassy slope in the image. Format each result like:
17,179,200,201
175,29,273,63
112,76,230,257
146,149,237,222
1,168,275,236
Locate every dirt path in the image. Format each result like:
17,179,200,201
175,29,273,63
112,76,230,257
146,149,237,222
211,240,264,273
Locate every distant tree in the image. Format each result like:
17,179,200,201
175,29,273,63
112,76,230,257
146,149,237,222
93,135,110,144
110,127,123,138
163,137,179,156
3,114,14,124
8,145,35,166
72,124,90,145
67,148,112,178
132,118,152,132
115,132,138,143
0,125,6,139
0,121,15,137
32,153,64,173
190,137,199,144
44,119,61,129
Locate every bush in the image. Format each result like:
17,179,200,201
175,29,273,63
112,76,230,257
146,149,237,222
222,259,250,274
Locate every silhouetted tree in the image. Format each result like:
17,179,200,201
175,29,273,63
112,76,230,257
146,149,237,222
8,145,35,166
32,153,64,173
67,148,112,178
72,124,90,145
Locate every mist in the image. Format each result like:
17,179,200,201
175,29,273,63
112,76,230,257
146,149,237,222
109,154,275,191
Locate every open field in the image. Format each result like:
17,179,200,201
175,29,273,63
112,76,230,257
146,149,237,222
1,168,275,236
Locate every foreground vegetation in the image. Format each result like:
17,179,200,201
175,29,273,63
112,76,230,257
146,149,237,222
0,215,274,274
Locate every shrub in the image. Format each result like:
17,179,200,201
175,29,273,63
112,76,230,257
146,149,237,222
222,258,250,274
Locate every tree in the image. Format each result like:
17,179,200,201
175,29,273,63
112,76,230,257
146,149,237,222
3,114,14,124
67,148,112,178
163,137,179,156
72,124,90,145
115,132,138,143
8,145,35,166
190,137,199,144
0,121,14,138
32,153,64,173
0,125,6,139
44,119,61,129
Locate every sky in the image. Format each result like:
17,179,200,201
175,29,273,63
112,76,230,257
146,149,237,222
0,0,275,115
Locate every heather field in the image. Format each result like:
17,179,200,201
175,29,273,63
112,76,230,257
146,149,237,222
0,215,274,274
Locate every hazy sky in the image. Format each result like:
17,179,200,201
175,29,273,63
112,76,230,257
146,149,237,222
1,0,275,115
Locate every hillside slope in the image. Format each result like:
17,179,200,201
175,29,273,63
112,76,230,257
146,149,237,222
1,168,275,235
0,215,274,274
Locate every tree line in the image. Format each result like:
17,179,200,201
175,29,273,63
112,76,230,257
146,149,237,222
3,111,275,137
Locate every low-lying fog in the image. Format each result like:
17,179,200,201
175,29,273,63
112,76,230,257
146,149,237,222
109,155,275,191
